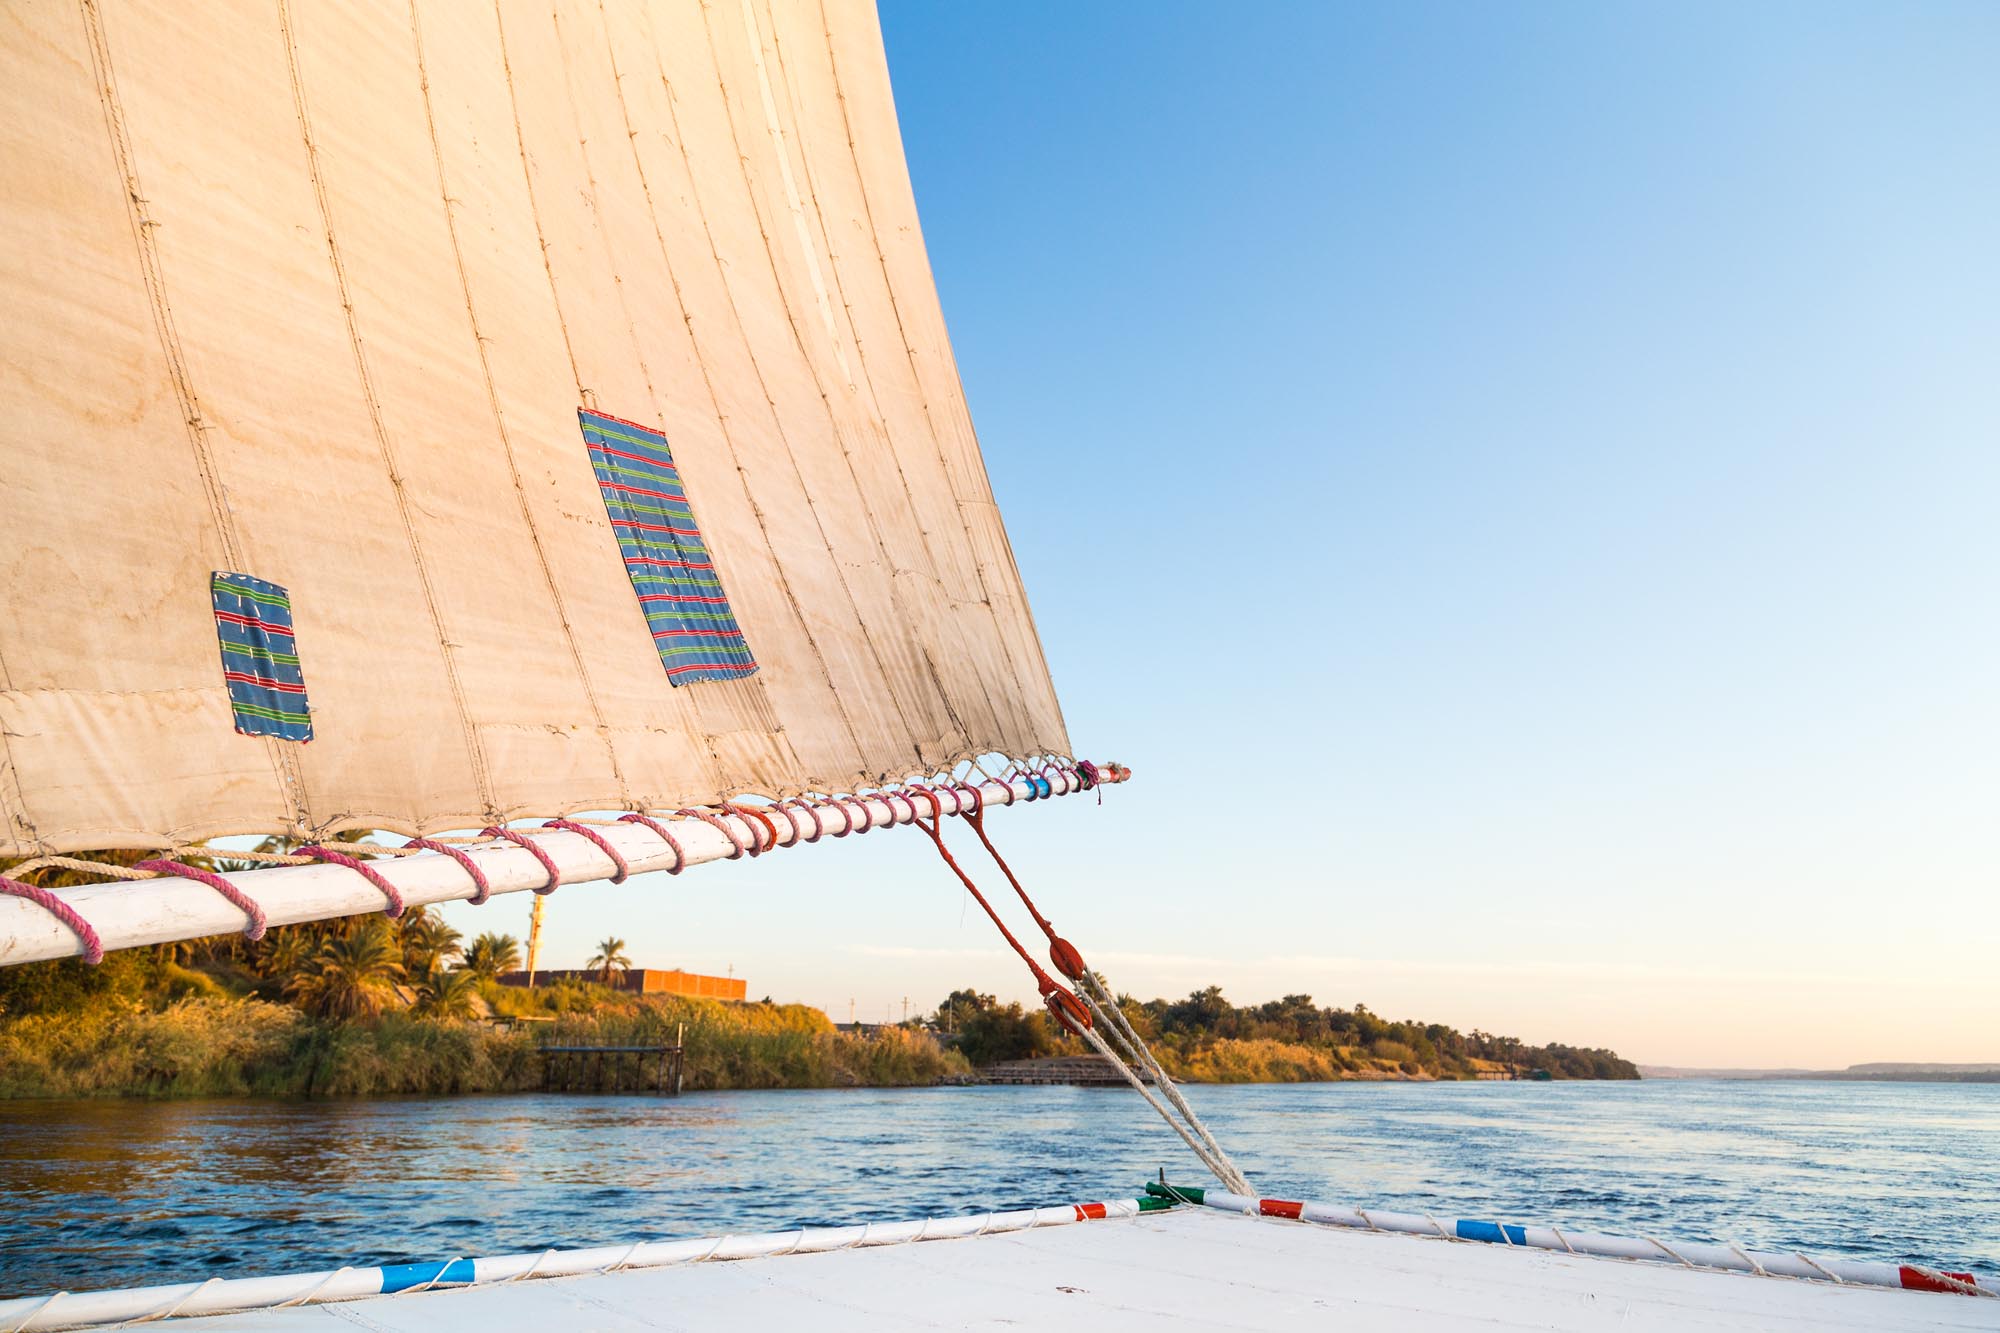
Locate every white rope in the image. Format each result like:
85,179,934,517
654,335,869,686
1071,1012,1244,1191
1076,973,1252,1194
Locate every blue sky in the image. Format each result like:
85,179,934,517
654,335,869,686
490,1,1997,1067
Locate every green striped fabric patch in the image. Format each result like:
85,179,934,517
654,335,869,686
579,408,757,685
211,572,312,741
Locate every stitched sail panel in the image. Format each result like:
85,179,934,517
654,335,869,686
0,0,1069,854
579,409,756,686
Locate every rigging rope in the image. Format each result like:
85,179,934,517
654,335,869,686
908,781,1252,1195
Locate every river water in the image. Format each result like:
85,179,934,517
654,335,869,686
2,1080,1994,1298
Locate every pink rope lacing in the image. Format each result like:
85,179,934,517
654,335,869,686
0,875,104,964
618,814,686,874
674,808,748,859
844,795,875,833
953,780,986,816
762,799,806,846
133,860,267,940
296,846,406,918
480,827,562,894
404,837,493,905
541,819,629,883
812,795,854,837
719,803,778,854
772,792,820,836
882,789,916,824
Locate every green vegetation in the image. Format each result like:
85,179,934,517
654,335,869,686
0,914,968,1098
934,986,1638,1081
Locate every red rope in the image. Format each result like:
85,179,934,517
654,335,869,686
905,789,1090,1032
763,800,806,846
618,814,686,873
542,819,630,883
296,845,406,917
675,808,747,858
481,827,561,895
720,803,779,853
405,838,493,904
957,795,1089,982
1,876,104,964
134,860,267,939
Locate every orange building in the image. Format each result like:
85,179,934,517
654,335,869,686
499,968,746,1000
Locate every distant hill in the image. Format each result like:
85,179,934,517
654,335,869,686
1641,1063,2000,1083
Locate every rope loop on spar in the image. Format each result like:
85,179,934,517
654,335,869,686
674,808,748,859
404,837,493,904
617,814,686,873
295,845,406,918
774,798,820,843
719,803,779,854
542,819,629,883
761,799,805,847
480,827,561,895
0,876,104,965
132,860,267,940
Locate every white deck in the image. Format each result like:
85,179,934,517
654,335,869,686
163,1206,1995,1332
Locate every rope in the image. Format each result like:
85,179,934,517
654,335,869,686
1077,972,1251,1194
674,808,748,858
0,877,103,965
618,814,686,873
720,803,780,852
1070,1009,1241,1189
541,819,629,882
479,827,560,894
903,788,1090,1032
132,860,267,940
1,855,157,883
295,846,406,917
932,786,1254,1196
404,838,493,904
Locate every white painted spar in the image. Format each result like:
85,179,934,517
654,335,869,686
0,767,1103,966
0,1201,1146,1332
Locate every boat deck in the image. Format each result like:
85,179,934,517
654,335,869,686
156,1206,1994,1332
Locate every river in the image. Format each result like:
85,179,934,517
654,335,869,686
2,1079,1994,1298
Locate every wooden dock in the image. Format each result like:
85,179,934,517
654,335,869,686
976,1055,1165,1086
540,1044,684,1094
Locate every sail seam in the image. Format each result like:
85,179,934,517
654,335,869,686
695,0,944,769
595,0,843,784
277,0,494,812
811,0,1053,752
76,0,306,835
763,1,1016,752
636,3,893,773
412,0,631,809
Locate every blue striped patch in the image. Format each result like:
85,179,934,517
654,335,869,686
579,408,757,686
210,572,312,742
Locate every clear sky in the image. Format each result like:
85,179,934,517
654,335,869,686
466,1,1998,1069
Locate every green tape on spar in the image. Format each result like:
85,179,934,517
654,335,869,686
1136,1196,1177,1212
1145,1182,1207,1205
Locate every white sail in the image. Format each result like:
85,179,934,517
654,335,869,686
0,0,1068,856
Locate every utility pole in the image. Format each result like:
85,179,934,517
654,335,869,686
525,896,546,987
901,996,909,1024
848,997,855,1025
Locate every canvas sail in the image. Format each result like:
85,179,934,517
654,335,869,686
0,0,1068,857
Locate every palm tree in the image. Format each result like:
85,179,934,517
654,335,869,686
586,936,632,985
464,932,522,980
396,909,462,977
287,920,405,1020
412,964,480,1020
255,927,314,983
